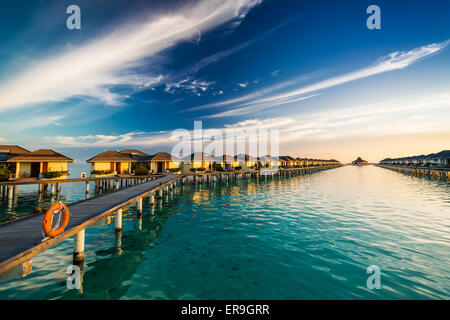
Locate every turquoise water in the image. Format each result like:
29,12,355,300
0,166,449,299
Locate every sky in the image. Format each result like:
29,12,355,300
0,0,449,163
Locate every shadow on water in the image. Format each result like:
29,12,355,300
54,194,183,300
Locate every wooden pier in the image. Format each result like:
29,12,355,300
0,165,341,277
376,164,449,181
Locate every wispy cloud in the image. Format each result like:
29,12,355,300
206,94,318,118
237,81,248,88
0,0,261,111
165,77,214,96
193,40,449,117
47,92,450,150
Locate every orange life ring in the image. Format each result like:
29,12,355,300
42,202,70,237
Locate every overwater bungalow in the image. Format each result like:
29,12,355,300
258,155,280,168
7,149,73,179
213,154,235,171
380,150,450,167
295,157,306,167
148,152,181,173
87,151,135,176
183,152,214,173
235,154,257,170
279,156,297,168
352,157,369,166
0,145,31,180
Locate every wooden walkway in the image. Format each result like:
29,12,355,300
0,174,180,274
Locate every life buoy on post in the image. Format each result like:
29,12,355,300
42,202,70,238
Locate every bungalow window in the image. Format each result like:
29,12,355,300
110,162,115,171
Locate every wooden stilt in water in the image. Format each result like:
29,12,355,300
115,209,122,231
137,197,143,214
7,186,13,200
73,229,85,264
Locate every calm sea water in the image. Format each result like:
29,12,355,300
0,165,448,299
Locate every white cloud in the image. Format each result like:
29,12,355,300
0,0,261,111
249,41,449,107
165,77,214,96
237,81,248,88
206,94,318,118
0,137,5,142
193,40,449,117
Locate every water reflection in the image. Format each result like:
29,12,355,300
0,166,449,300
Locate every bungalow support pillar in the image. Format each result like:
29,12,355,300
149,193,155,204
73,229,85,264
51,184,55,196
7,186,13,200
115,209,123,232
137,197,143,214
85,181,90,194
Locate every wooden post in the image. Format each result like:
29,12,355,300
51,183,55,196
137,197,143,213
7,186,13,200
158,188,163,198
85,181,90,194
115,209,123,231
149,193,155,204
73,229,85,263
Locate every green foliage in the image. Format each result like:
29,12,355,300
134,163,150,175
169,168,181,173
191,167,206,172
91,169,114,175
234,165,242,170
41,170,69,179
212,163,224,171
0,164,11,181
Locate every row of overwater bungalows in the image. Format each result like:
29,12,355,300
379,150,450,167
0,145,340,180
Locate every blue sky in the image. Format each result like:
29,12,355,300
0,0,449,162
